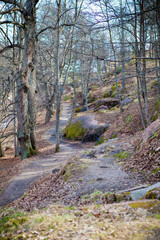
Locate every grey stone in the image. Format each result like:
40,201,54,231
52,168,60,174
120,98,133,106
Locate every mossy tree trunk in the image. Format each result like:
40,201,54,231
16,0,39,160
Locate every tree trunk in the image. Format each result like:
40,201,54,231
0,141,4,157
156,0,160,96
134,0,146,129
55,0,61,152
17,0,38,159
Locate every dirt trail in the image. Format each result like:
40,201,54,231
0,102,83,207
0,102,148,208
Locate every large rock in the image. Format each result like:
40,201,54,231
64,114,109,141
89,98,119,110
142,119,160,142
82,125,109,143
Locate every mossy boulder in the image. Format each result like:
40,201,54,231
143,187,160,200
64,121,87,140
103,191,132,204
82,125,109,143
89,98,119,111
64,115,109,142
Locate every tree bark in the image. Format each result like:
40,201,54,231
16,0,38,159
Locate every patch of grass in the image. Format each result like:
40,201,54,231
111,132,117,139
152,167,160,174
81,194,89,199
150,131,158,140
114,151,131,159
125,114,132,124
64,95,71,101
90,190,102,201
0,209,26,234
95,136,107,146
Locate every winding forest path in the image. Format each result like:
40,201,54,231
0,102,83,207
0,102,147,208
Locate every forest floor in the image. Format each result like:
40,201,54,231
0,101,156,211
0,61,160,239
0,101,160,240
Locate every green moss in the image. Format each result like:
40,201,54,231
65,173,70,181
88,92,96,103
111,132,117,139
102,91,111,98
27,146,37,158
151,112,159,122
0,210,26,234
125,114,132,124
64,95,71,101
114,151,130,159
152,167,160,174
150,131,158,139
129,201,159,210
75,107,82,113
153,214,160,219
65,121,87,140
151,80,158,88
81,194,89,199
95,136,107,146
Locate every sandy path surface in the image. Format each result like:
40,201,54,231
0,102,83,207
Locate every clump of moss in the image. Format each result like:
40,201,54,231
64,95,71,101
111,82,121,95
95,136,107,146
125,114,132,124
129,201,160,211
102,90,111,98
0,210,26,234
144,188,160,200
114,151,130,159
65,121,87,140
151,80,158,88
88,92,96,103
111,132,117,139
27,146,37,158
75,107,82,113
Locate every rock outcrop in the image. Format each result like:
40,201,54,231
142,119,160,142
64,114,109,142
